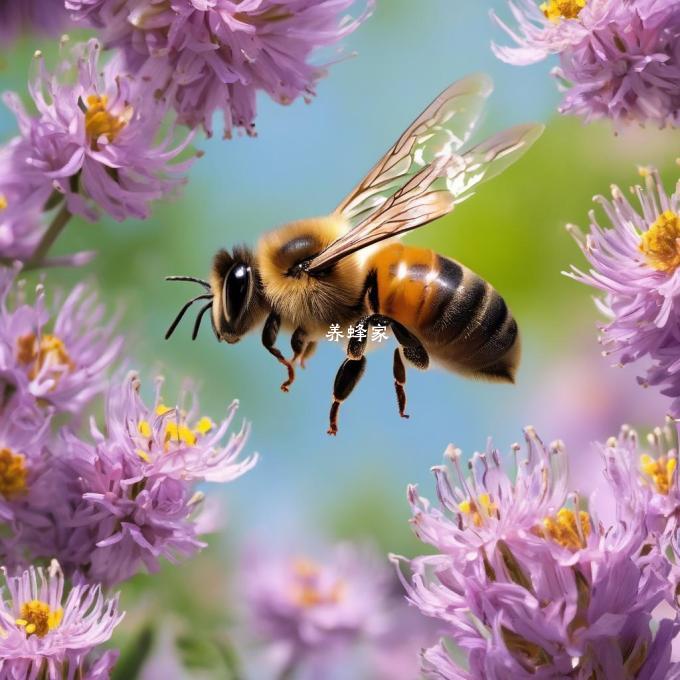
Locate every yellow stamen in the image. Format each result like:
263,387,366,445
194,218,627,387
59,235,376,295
542,508,590,550
639,211,680,273
15,600,62,638
640,454,676,495
84,94,131,147
138,420,152,438
458,492,497,527
0,194,7,211
0,448,27,499
155,404,172,416
16,333,75,383
195,417,213,435
540,0,586,21
136,448,151,463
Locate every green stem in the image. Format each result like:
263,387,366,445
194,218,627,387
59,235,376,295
0,202,72,272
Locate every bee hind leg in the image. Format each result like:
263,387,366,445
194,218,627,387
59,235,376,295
327,357,367,436
393,348,409,419
262,312,295,392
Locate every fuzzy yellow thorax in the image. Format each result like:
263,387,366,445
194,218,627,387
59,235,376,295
15,600,62,638
541,508,590,550
84,95,131,147
640,454,676,495
639,211,680,273
16,333,75,384
458,492,497,527
540,0,586,21
0,448,27,499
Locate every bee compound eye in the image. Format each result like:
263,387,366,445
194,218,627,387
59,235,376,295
224,263,250,322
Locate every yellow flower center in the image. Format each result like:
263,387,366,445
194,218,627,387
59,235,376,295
135,404,214,460
0,448,27,499
640,454,676,495
0,195,7,211
16,333,75,384
639,211,680,274
15,600,62,638
290,559,345,609
540,0,586,21
84,95,132,147
458,492,497,527
541,508,591,550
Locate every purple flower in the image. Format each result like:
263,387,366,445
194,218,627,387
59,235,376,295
0,139,53,262
492,0,680,127
0,266,122,416
557,1,680,127
242,543,389,676
393,430,679,678
26,372,255,586
68,0,373,137
0,0,70,43
0,397,52,529
567,167,680,414
0,560,122,680
3,39,194,222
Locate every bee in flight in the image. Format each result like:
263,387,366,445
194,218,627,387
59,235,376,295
165,74,543,435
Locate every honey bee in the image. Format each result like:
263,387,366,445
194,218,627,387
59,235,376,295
166,74,543,435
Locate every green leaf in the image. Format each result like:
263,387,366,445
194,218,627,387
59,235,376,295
176,632,242,680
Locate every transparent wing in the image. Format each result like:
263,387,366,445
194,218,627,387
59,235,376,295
307,123,544,274
336,74,494,229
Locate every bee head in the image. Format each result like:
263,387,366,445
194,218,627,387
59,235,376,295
164,246,266,343
210,246,267,343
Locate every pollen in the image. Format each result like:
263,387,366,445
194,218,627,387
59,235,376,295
15,600,62,638
0,448,27,499
458,492,497,527
16,333,75,384
0,194,7,211
639,211,680,274
137,404,211,454
541,508,590,551
540,0,586,22
84,94,132,147
640,454,676,495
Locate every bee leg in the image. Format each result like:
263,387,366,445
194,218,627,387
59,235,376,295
328,357,367,436
289,327,308,369
300,341,317,369
393,348,409,419
347,316,371,359
389,321,429,370
262,312,295,392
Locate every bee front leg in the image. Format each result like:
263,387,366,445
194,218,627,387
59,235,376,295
262,312,295,392
290,327,308,368
328,357,367,436
393,348,409,419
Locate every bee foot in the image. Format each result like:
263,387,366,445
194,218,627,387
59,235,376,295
327,426,338,436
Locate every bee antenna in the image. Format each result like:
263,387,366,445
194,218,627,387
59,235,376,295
165,294,213,340
192,301,213,341
165,275,211,291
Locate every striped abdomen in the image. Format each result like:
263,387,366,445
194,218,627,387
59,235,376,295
368,243,520,382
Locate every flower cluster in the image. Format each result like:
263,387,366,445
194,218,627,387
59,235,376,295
68,0,374,137
492,0,680,127
0,265,256,674
567,167,680,415
393,429,680,678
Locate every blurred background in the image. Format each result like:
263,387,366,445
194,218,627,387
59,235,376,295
1,1,679,677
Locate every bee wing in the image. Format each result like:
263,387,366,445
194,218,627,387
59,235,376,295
335,74,494,228
306,122,544,274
